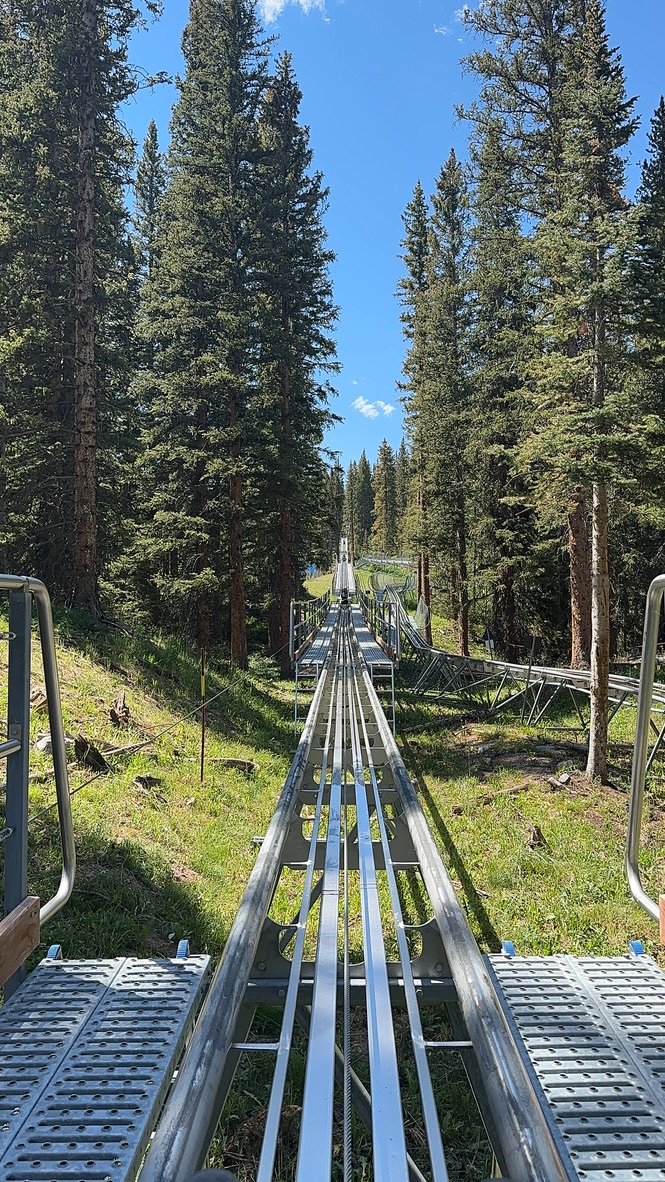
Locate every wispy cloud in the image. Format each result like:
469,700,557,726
434,23,452,35
455,5,470,20
352,397,395,419
352,396,380,420
258,0,325,21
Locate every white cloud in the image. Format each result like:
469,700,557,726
434,23,452,35
352,397,395,419
455,5,470,20
352,396,380,420
258,0,325,21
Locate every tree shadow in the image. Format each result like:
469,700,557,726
26,817,226,965
400,734,502,953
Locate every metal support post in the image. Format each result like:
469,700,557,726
4,589,32,999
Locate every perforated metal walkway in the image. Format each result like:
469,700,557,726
489,951,665,1180
0,955,209,1182
298,606,337,671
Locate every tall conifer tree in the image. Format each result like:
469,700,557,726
138,0,268,661
398,180,432,633
254,51,337,673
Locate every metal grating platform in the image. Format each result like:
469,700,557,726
0,955,210,1182
298,607,336,670
351,608,392,669
488,952,665,1181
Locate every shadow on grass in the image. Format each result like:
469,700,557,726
26,817,226,965
400,733,502,954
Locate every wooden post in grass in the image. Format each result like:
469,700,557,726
200,647,206,783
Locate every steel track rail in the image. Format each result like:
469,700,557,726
142,595,571,1182
389,587,665,712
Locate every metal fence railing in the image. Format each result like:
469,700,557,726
358,586,400,662
289,590,331,664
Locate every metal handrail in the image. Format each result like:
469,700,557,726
358,586,400,662
289,590,330,662
626,573,665,923
0,575,75,924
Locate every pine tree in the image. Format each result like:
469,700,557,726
397,180,432,633
133,119,166,281
463,0,595,669
137,0,269,661
468,116,536,659
254,51,337,673
564,0,637,779
371,440,397,555
422,150,472,655
344,460,358,560
634,98,665,379
394,438,410,555
355,450,374,552
0,0,153,604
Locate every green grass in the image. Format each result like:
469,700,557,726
0,613,298,962
303,571,332,598
3,609,665,1179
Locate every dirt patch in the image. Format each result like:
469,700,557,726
171,862,202,885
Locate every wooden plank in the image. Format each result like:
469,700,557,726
0,896,40,986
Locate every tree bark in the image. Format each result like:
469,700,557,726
586,282,610,782
568,492,591,668
0,368,6,573
422,550,432,647
457,486,469,657
228,367,247,669
72,0,98,610
502,566,518,662
586,480,610,781
193,399,210,652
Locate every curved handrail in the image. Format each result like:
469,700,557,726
0,575,76,924
626,573,665,923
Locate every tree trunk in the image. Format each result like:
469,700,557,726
568,492,591,668
0,369,6,573
586,281,610,782
72,0,98,611
586,480,610,781
502,566,518,662
228,370,247,669
457,487,469,657
276,507,293,678
193,400,210,652
422,551,432,647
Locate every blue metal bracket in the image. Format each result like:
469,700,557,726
629,940,645,957
46,944,63,960
501,940,516,958
176,939,190,959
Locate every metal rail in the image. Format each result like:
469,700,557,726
626,573,665,923
1,576,75,945
289,588,331,663
389,585,665,728
139,636,335,1182
140,597,571,1181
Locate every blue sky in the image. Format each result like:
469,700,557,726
124,0,665,470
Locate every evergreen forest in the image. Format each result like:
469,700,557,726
1,0,665,783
